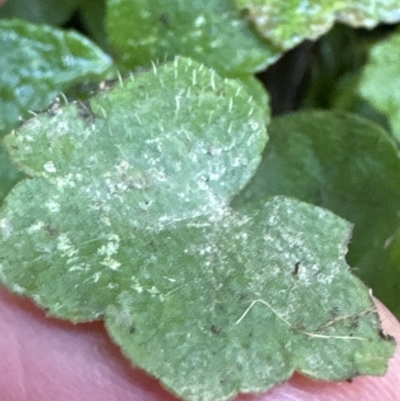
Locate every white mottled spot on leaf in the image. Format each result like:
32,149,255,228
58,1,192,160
69,263,89,272
131,276,143,293
147,286,160,296
43,161,57,173
57,233,79,258
101,256,121,270
0,217,13,239
55,174,76,189
194,15,206,27
93,272,101,282
45,200,60,213
11,283,25,294
100,216,111,226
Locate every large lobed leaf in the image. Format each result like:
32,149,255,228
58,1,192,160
235,0,400,50
0,59,395,401
0,19,112,137
0,57,268,320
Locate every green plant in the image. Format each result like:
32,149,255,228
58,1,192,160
1,1,400,401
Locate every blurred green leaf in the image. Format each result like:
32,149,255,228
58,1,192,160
0,19,112,136
301,25,370,109
0,142,24,205
234,0,400,50
0,59,393,401
233,111,400,315
327,72,390,130
359,29,400,141
0,0,80,25
372,226,400,317
78,0,109,51
300,25,392,130
106,0,279,76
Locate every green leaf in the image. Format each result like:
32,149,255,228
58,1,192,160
300,25,391,131
372,226,400,317
0,60,394,401
323,72,391,132
234,0,400,51
0,57,268,319
233,111,400,315
359,29,400,141
239,75,270,122
0,142,24,205
106,0,279,76
0,0,80,25
0,19,112,136
106,197,394,401
78,0,109,51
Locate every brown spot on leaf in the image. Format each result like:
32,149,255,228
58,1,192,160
77,100,98,123
292,261,300,276
45,225,59,236
159,13,169,26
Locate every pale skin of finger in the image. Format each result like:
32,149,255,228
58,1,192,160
0,285,399,401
